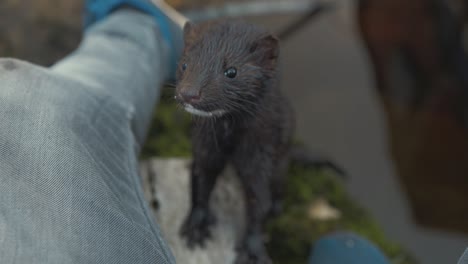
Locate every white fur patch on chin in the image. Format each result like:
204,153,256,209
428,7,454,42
184,104,226,117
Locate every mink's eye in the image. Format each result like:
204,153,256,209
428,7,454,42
224,67,237,78
182,63,187,71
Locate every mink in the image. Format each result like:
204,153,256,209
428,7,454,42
175,19,342,264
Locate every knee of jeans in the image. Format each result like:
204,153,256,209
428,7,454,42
0,58,47,88
0,58,46,104
0,58,89,128
1,58,55,104
0,58,133,143
0,58,21,72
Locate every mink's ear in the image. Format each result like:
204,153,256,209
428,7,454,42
250,34,280,69
183,21,198,47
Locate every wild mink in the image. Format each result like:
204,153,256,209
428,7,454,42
175,19,341,264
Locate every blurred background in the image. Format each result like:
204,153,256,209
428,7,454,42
1,0,467,263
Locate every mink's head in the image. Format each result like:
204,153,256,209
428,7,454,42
175,20,279,118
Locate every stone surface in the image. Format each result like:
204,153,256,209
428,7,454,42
140,158,245,264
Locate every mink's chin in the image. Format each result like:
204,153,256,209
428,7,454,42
183,103,226,118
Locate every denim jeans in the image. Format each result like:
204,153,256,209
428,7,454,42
0,10,175,264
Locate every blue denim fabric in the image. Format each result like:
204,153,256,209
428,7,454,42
0,10,174,264
84,0,177,78
459,248,468,264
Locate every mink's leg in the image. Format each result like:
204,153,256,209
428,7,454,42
180,146,227,248
233,151,273,264
270,157,289,217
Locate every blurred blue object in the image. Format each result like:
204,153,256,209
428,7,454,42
309,232,390,264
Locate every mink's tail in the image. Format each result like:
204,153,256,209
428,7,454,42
289,144,347,178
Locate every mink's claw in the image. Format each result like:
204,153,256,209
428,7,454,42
180,207,216,249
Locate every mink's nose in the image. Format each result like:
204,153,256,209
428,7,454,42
179,90,201,104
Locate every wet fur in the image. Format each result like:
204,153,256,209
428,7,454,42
176,20,292,264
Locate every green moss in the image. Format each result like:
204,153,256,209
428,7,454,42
141,91,418,264
266,164,417,264
141,87,192,158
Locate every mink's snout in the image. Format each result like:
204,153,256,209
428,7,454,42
176,88,201,104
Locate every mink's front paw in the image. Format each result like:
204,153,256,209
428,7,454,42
234,249,273,264
179,207,216,248
234,235,272,264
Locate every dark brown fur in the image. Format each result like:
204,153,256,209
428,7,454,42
175,20,292,264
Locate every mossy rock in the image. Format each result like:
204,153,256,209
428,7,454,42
266,165,416,264
141,87,417,264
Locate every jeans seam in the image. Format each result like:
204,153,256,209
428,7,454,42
124,126,174,264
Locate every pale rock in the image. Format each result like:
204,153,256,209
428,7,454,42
140,158,246,264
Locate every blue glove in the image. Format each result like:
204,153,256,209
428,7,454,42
309,232,390,264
